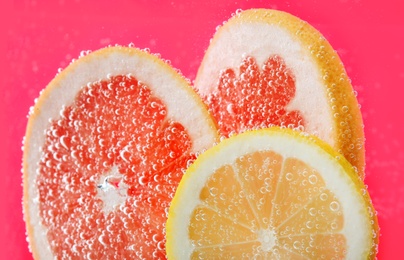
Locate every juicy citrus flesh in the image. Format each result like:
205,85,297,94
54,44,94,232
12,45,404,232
207,55,304,137
166,128,378,259
190,153,345,259
195,8,365,178
36,75,196,258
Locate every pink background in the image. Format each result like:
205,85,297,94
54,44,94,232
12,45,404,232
1,0,403,259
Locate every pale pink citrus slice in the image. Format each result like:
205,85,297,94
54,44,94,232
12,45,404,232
22,46,218,259
195,9,365,178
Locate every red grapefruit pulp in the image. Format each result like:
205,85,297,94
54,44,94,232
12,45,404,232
23,47,218,259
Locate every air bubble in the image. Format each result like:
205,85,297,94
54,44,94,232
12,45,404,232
226,103,234,114
330,201,340,211
239,190,245,198
98,233,107,246
138,176,146,186
306,221,314,229
308,174,317,184
331,221,338,230
79,50,91,57
209,187,218,196
156,241,164,251
293,241,301,249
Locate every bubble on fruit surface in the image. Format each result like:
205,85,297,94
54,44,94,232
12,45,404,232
190,150,347,258
285,172,293,181
79,50,92,58
330,201,340,212
305,176,317,188
37,74,195,258
319,192,329,202
235,8,243,16
205,55,305,138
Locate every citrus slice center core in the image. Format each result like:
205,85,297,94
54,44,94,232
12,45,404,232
96,166,128,215
256,229,277,252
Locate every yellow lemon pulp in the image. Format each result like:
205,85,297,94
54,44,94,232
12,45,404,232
166,128,378,259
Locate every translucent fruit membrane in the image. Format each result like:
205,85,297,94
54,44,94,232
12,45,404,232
38,75,195,259
206,55,304,137
190,150,346,259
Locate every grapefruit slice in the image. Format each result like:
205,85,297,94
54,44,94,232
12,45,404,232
195,9,365,178
22,46,218,259
166,128,379,259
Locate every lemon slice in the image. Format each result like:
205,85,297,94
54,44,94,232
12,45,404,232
166,128,378,259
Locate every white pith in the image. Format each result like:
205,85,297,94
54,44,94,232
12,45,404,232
23,47,217,259
168,130,372,259
195,22,334,146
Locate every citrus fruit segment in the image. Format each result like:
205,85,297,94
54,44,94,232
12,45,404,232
194,8,365,178
166,128,378,259
22,46,218,259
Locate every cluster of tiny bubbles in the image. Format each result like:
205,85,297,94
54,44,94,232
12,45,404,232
207,55,305,138
151,51,163,60
69,58,77,66
198,149,340,256
78,50,92,58
231,8,243,18
27,105,35,117
214,24,222,33
33,72,196,258
141,47,151,53
295,26,306,37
